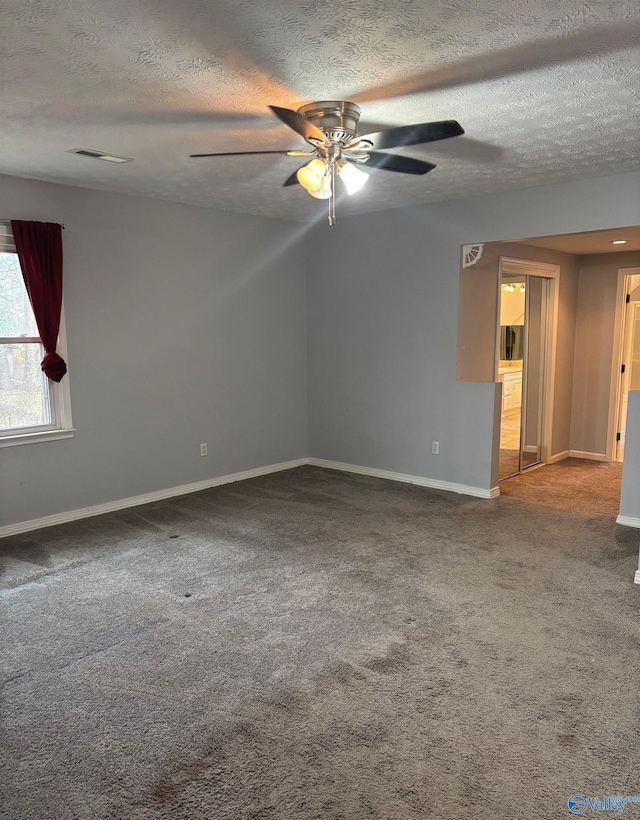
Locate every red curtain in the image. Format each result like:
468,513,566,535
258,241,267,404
11,220,67,382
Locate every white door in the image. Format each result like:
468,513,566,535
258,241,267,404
617,300,640,460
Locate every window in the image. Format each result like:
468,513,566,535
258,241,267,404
0,224,73,446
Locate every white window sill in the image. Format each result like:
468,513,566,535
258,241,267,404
0,428,75,448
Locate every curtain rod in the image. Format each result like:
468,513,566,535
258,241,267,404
1,219,65,229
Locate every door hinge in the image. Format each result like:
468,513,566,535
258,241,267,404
621,363,626,374
626,293,631,303
617,432,621,442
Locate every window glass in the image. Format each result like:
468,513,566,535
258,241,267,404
0,342,51,429
0,252,38,337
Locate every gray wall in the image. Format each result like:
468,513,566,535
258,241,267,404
571,251,640,456
307,171,640,492
4,168,640,529
1,175,308,527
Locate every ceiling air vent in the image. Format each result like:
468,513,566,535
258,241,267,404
68,148,133,163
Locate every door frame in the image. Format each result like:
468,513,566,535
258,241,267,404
497,258,560,467
612,267,640,461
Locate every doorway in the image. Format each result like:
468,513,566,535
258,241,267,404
457,227,639,504
497,259,558,481
615,271,640,460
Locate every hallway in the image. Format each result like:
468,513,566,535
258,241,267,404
499,457,623,516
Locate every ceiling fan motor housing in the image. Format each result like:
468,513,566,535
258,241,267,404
297,101,361,145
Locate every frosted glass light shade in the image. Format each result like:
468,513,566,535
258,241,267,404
338,161,368,195
308,174,332,199
297,158,327,192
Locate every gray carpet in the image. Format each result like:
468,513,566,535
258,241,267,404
500,457,625,516
1,463,639,820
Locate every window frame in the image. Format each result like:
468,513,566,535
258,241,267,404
0,225,74,448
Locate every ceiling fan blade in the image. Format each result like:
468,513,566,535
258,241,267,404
190,149,312,158
356,120,464,151
352,23,640,103
269,105,328,147
363,153,436,175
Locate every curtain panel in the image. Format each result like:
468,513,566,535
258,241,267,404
11,220,67,382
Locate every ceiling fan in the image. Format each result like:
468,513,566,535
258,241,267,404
191,101,464,225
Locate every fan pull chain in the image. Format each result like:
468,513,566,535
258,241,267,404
328,162,337,226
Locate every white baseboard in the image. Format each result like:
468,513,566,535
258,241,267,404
548,450,570,464
307,458,495,499
568,450,608,461
635,570,640,585
2,456,501,539
0,458,307,539
616,515,640,529
509,450,605,465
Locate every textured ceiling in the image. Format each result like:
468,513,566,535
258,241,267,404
1,0,639,222
516,226,640,254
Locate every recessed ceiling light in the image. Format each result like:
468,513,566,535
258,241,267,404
611,239,627,245
67,148,133,163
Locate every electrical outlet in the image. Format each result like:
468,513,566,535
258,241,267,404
431,441,440,455
200,443,208,457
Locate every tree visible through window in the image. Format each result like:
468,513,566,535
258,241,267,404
0,250,52,430
0,226,73,444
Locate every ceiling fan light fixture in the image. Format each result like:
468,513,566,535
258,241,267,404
296,158,327,192
338,161,369,195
